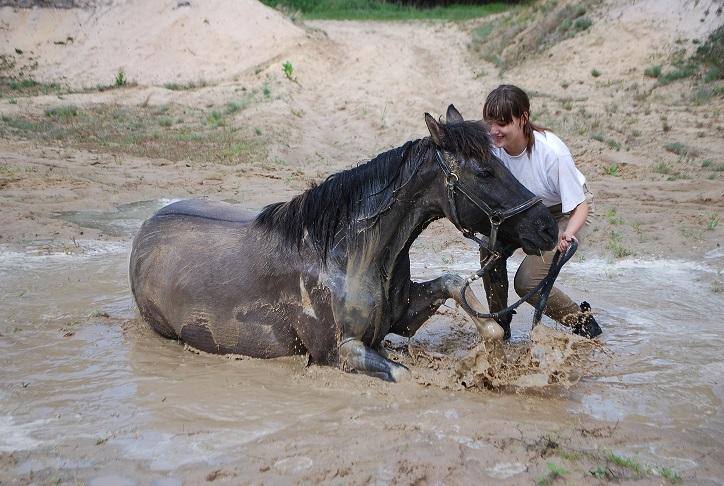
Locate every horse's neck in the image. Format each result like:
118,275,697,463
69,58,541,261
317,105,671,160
345,170,440,275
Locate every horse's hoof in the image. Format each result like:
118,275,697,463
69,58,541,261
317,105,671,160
474,319,505,341
389,362,412,383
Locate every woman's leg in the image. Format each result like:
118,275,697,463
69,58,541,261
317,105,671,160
513,198,601,336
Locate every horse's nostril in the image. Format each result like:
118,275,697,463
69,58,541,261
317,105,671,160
538,219,557,241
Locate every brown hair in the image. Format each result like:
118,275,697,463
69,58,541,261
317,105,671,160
483,84,546,156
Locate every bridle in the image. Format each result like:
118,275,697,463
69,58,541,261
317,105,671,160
434,149,541,256
434,148,577,326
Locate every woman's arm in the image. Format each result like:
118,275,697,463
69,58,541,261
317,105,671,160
558,200,588,252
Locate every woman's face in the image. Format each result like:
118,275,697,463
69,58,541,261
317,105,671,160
487,114,527,152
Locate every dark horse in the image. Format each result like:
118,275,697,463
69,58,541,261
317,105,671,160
129,106,558,382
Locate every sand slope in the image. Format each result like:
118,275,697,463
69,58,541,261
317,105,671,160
1,0,305,86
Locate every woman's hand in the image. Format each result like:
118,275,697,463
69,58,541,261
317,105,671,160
557,230,577,253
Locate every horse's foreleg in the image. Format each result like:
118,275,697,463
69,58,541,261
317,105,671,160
389,274,504,341
334,290,410,382
482,255,512,340
388,276,454,337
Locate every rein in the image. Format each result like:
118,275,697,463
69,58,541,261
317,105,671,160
459,240,577,328
434,148,577,328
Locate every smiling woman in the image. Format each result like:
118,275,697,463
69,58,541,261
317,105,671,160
481,84,602,340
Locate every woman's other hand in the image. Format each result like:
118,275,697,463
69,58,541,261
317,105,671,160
557,231,577,252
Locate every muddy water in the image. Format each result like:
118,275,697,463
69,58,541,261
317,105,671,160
1,202,723,484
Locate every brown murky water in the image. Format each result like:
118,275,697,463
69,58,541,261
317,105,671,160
1,201,723,484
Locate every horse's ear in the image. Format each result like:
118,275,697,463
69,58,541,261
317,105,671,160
446,104,464,124
425,113,445,146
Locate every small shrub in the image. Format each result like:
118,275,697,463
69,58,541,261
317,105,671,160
707,214,720,231
657,467,682,483
605,207,624,225
45,105,78,118
703,65,722,82
603,163,619,176
607,231,632,258
607,452,645,475
225,101,243,115
606,138,621,151
263,83,271,98
644,64,662,78
9,78,39,90
664,142,687,156
115,69,127,87
207,110,223,128
282,61,295,81
573,16,592,31
591,132,605,142
652,161,674,175
659,65,696,84
591,68,601,77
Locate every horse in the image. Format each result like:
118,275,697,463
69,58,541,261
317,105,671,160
129,105,558,382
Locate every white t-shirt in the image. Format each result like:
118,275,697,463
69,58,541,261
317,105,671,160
492,130,586,213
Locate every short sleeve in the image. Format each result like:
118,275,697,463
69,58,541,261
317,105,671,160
555,152,586,213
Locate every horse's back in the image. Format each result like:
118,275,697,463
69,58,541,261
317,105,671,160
130,199,303,357
155,199,257,224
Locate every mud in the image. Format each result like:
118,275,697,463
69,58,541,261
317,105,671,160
1,203,723,484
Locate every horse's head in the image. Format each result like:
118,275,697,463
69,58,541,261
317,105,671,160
425,105,557,255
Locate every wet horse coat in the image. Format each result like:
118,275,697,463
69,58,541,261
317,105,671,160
130,107,558,381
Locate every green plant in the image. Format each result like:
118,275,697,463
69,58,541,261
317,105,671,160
263,82,271,98
605,207,623,225
282,61,295,81
603,163,619,176
207,110,223,128
263,0,510,21
607,231,631,258
664,142,687,156
607,452,645,475
225,101,243,115
591,68,601,77
707,214,720,231
536,461,567,486
644,64,662,78
115,69,127,87
45,105,79,118
606,138,621,151
591,132,605,142
9,78,39,90
652,161,674,175
657,467,682,483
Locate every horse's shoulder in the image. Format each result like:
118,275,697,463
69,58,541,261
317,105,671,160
155,199,256,224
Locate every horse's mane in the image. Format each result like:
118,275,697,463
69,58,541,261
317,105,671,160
254,120,493,262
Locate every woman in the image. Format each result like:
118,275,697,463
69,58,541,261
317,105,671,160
482,84,601,339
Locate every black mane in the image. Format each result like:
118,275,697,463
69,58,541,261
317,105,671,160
254,120,493,261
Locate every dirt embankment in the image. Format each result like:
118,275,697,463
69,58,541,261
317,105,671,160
0,0,722,258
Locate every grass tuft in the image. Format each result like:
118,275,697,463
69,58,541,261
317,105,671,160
607,452,645,475
45,105,79,119
644,64,662,78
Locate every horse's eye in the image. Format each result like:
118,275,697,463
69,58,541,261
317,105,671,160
476,169,493,179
